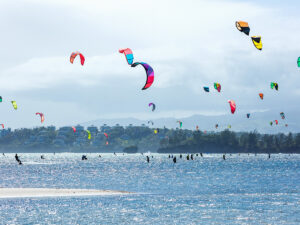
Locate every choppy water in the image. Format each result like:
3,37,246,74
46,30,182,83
0,153,300,224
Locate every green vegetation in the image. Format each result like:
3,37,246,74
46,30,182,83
0,125,299,153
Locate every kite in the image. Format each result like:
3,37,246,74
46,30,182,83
86,130,91,140
274,120,278,125
228,100,236,114
177,120,182,128
270,82,278,91
148,120,154,126
196,125,199,131
70,51,85,65
131,62,154,90
259,93,264,100
154,129,159,134
0,96,2,102
251,36,262,50
298,57,300,67
148,103,156,111
0,124,4,129
280,112,285,119
228,125,231,129
270,121,273,126
214,83,221,92
11,101,17,110
119,48,134,65
235,21,250,35
247,113,250,118
35,113,45,123
203,87,210,92
72,126,76,133
104,132,109,145
215,124,219,129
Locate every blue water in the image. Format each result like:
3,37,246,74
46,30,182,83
1,153,300,224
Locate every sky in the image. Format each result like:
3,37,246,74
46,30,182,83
0,0,300,130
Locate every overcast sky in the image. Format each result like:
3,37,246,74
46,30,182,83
0,0,300,129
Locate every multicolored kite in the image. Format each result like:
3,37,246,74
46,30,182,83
235,21,250,35
35,112,45,123
119,48,134,65
70,51,85,65
214,83,221,92
131,62,154,90
251,36,262,50
259,93,264,100
149,103,156,111
271,82,278,91
203,87,209,92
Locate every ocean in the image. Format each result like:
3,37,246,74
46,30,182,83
0,153,300,224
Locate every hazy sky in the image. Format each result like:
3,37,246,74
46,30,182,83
0,0,300,129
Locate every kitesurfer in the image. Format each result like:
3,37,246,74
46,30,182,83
191,154,194,160
200,153,203,157
15,154,22,165
82,155,87,160
268,153,271,159
223,154,226,160
173,157,177,163
146,156,150,163
180,154,182,159
187,155,189,160
41,155,45,159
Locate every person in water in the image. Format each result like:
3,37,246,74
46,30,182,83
180,154,182,159
146,156,150,163
15,154,22,165
173,157,176,163
200,153,203,157
191,154,194,160
186,154,189,160
41,155,45,159
223,154,226,160
82,155,87,160
268,153,271,159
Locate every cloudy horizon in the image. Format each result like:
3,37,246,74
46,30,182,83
0,0,299,131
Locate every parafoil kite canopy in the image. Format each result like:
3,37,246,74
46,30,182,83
247,113,250,118
148,120,154,125
35,112,45,123
131,62,154,90
270,121,273,126
251,36,262,50
11,101,17,110
259,93,264,100
228,100,236,114
214,83,221,92
235,21,250,35
149,103,156,111
215,124,219,129
298,57,300,67
280,112,285,119
70,51,85,65
0,124,4,129
274,120,278,125
0,96,2,102
86,130,91,140
270,82,279,91
203,87,210,92
119,48,134,65
72,126,76,133
177,120,182,128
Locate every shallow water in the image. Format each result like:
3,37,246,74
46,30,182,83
0,153,300,224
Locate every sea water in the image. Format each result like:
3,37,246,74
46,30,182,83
0,153,300,224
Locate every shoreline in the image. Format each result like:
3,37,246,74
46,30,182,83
0,188,131,199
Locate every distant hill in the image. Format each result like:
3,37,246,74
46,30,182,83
80,112,297,134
